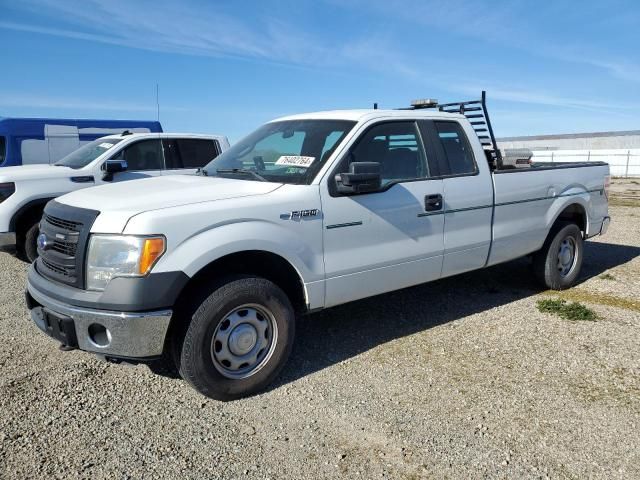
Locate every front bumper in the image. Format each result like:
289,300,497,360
0,231,16,248
27,275,172,359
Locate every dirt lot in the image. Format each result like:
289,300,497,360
1,181,639,479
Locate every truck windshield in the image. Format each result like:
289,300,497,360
54,138,123,169
202,120,356,184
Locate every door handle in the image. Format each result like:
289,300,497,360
425,194,443,211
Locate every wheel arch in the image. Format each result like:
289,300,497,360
175,250,308,316
10,197,54,233
548,201,588,237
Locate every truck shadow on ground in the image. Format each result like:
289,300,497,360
272,241,640,389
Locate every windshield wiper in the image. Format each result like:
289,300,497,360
215,168,267,182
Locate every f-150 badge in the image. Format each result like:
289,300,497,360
281,209,320,220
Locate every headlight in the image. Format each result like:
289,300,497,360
0,182,15,203
86,235,166,291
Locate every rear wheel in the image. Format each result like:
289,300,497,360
177,276,295,400
533,222,583,290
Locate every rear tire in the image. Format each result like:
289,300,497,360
533,222,583,290
177,276,295,401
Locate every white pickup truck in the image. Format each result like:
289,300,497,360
0,132,229,261
26,94,610,400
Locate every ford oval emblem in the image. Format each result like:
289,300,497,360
37,233,50,251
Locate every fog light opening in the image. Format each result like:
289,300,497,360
88,323,112,347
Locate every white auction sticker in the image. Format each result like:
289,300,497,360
275,155,315,168
98,143,114,149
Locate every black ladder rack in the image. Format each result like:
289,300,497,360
407,91,503,170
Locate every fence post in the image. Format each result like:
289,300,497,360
551,151,554,163
626,150,631,178
587,150,591,162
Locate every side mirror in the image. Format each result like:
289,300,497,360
335,162,381,194
102,160,127,181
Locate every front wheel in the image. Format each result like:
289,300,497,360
17,221,40,263
533,222,584,290
178,276,295,401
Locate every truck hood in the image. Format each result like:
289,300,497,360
56,174,283,214
0,164,76,182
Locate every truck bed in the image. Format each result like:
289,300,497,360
488,161,610,266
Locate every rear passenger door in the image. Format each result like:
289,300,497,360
108,139,164,182
162,138,220,175
422,120,494,277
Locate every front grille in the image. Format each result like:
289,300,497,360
50,239,77,257
40,257,72,277
36,201,100,289
44,214,82,231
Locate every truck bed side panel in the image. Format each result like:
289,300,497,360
488,164,609,266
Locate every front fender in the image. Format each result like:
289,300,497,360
153,219,324,284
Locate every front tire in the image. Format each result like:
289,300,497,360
533,222,584,290
17,221,40,263
178,276,295,401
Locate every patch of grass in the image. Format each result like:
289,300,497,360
599,273,616,280
609,196,640,208
537,298,598,321
543,289,640,313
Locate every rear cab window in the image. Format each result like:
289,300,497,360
163,139,220,169
434,122,477,176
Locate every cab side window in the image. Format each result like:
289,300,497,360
113,139,163,171
346,121,428,186
434,122,476,175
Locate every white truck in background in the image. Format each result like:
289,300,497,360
26,93,610,400
0,132,229,261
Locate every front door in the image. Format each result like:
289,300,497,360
320,120,445,307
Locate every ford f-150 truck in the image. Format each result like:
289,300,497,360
25,93,610,400
0,132,229,261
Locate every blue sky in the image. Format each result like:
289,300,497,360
0,0,639,141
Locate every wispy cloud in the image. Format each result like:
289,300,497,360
450,84,640,116
0,93,186,113
1,0,337,66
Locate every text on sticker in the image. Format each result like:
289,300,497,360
275,156,315,168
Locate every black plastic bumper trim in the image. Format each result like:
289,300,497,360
28,264,189,312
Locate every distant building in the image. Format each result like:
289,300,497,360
497,130,640,151
496,130,640,177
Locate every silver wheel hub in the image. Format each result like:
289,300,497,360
211,304,278,379
228,324,258,356
557,236,577,277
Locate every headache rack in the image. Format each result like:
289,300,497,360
406,91,503,170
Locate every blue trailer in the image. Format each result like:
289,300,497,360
0,117,163,167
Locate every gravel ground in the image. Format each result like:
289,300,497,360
1,185,639,479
